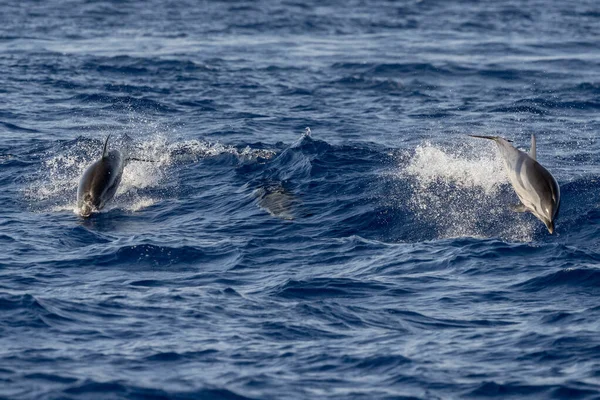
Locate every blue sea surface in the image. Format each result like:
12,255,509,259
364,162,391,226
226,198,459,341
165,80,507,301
1,0,600,399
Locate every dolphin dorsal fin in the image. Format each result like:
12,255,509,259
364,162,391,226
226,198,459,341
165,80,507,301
530,134,536,160
102,135,111,158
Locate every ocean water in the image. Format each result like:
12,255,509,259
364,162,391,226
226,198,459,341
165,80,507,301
1,0,600,399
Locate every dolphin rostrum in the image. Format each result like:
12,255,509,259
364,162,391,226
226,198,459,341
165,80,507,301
77,135,125,217
470,134,560,233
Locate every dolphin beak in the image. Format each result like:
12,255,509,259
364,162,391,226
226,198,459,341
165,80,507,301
79,203,93,218
546,221,555,234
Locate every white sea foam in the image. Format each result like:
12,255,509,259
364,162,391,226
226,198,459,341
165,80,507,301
405,141,507,194
398,140,535,242
125,197,157,212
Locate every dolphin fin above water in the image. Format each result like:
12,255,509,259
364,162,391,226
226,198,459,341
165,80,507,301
102,134,111,158
469,134,560,234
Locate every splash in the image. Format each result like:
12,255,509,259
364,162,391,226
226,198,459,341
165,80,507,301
25,142,98,204
118,137,171,194
24,132,276,215
405,141,506,194
125,197,156,212
399,140,535,242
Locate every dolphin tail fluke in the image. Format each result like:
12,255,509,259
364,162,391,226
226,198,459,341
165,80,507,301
530,134,536,160
102,135,111,158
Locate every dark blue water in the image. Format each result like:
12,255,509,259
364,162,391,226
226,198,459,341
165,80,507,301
2,1,600,399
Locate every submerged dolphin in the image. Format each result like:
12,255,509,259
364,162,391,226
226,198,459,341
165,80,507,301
77,135,124,217
470,134,560,233
254,183,298,220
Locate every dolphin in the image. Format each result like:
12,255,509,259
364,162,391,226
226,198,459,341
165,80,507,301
77,135,125,217
470,134,560,233
254,182,298,220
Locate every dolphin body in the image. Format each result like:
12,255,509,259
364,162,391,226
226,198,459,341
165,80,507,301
77,135,125,217
471,134,560,233
254,183,298,220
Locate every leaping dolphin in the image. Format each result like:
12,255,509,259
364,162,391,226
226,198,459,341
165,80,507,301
470,134,560,234
77,135,124,217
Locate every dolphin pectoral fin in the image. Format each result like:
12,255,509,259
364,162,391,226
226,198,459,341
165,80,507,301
530,134,536,160
510,203,529,213
102,134,111,158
